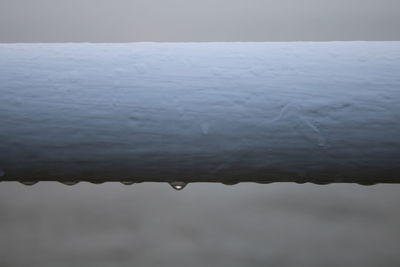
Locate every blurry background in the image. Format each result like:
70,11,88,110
1,183,400,267
0,0,400,42
1,0,400,266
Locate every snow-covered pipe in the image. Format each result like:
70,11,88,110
0,42,399,185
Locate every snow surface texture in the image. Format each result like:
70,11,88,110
0,42,399,183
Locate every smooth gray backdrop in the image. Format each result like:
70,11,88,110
0,0,400,42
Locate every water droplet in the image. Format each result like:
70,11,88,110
259,181,272,184
20,181,38,186
121,181,135,185
61,181,79,186
358,182,376,186
90,181,104,184
222,181,238,186
169,182,187,191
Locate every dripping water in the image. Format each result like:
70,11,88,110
19,181,38,186
61,181,79,186
169,181,187,191
222,181,238,186
121,181,135,185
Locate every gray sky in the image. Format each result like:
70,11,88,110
0,0,399,42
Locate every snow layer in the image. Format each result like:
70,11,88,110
0,42,399,183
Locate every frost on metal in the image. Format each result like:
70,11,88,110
0,42,399,185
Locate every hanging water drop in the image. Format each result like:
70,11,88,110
169,181,187,191
20,181,38,186
61,181,79,186
121,181,135,185
222,181,238,186
90,181,104,184
358,181,376,186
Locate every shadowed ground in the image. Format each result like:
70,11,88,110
1,183,400,267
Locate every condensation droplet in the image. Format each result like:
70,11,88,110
20,181,38,186
358,182,377,186
90,180,104,184
121,181,135,185
222,181,238,186
61,181,79,186
169,182,187,191
258,181,272,185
